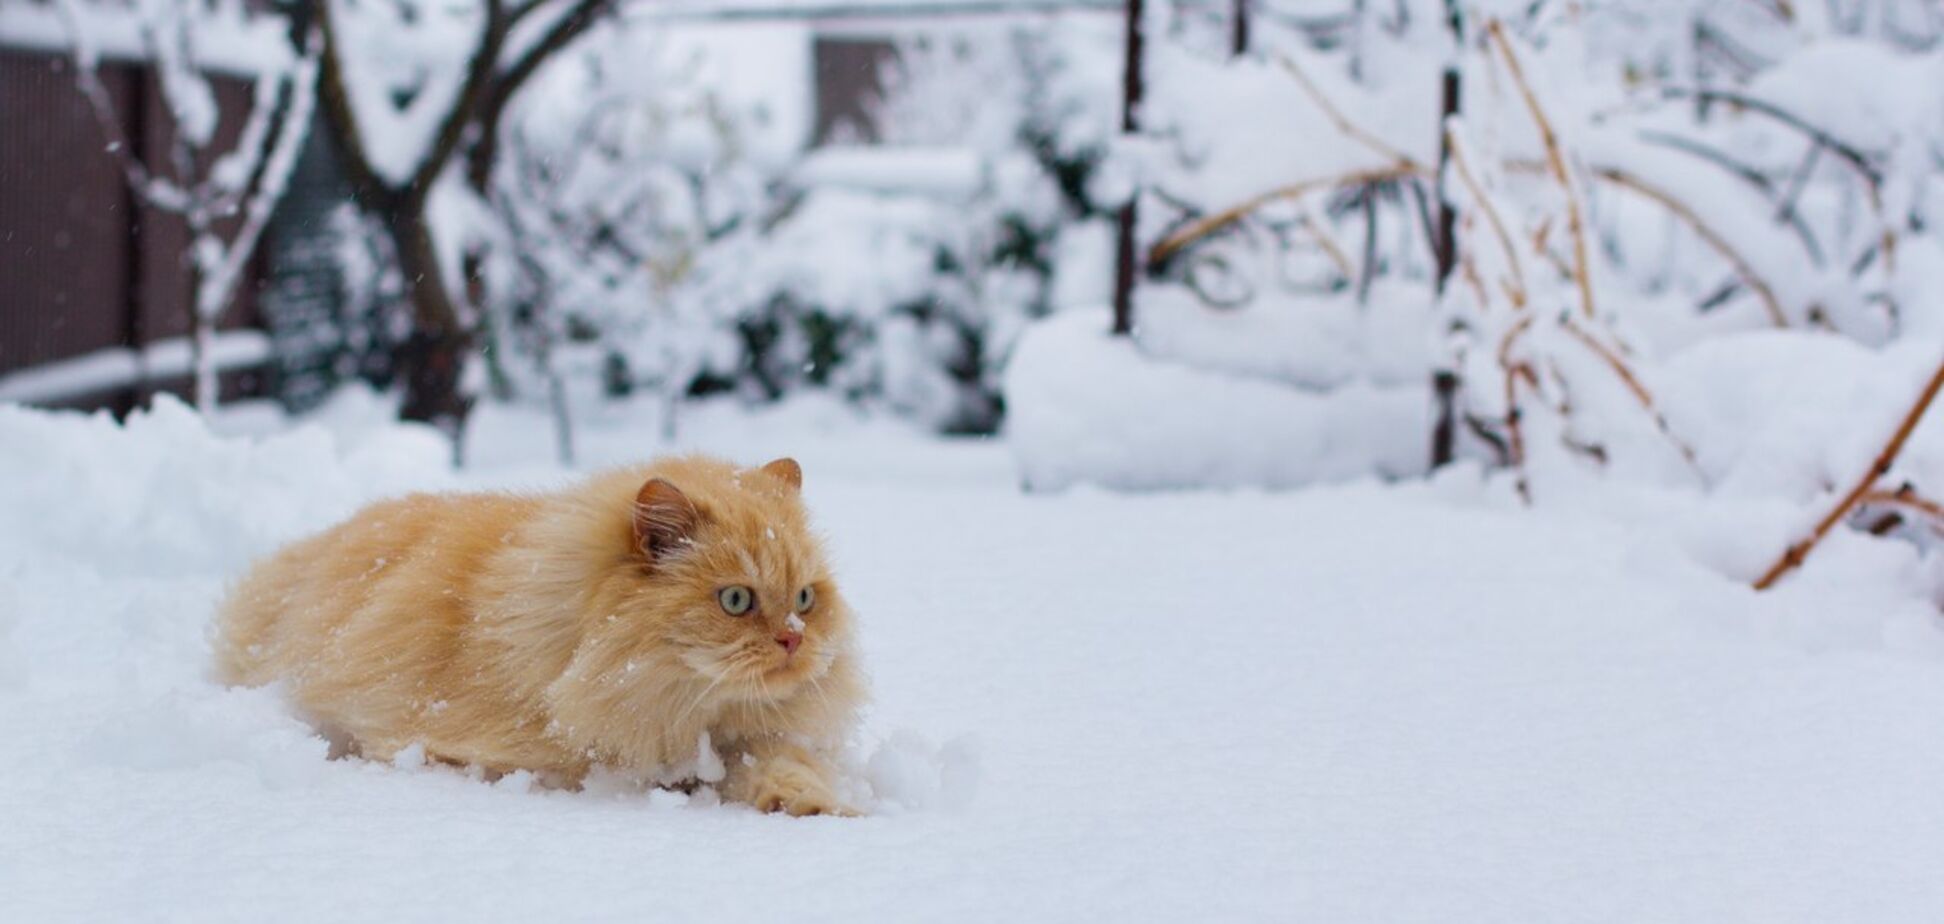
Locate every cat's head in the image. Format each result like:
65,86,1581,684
608,456,851,702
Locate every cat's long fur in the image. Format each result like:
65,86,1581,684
215,455,865,815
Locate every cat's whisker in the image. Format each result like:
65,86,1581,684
671,670,728,731
805,673,838,719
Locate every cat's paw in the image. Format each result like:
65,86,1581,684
746,756,859,817
753,786,857,817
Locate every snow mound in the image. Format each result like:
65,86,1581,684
0,395,452,579
1005,309,1431,491
864,730,981,813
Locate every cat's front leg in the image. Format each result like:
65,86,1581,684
722,739,857,817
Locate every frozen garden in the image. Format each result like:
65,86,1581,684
6,0,1944,919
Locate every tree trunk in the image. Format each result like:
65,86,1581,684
385,204,474,449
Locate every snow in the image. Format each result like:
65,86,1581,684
9,391,1944,919
1006,309,1431,490
0,331,274,405
793,146,985,199
3,0,294,76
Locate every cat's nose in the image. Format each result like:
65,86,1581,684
775,629,802,655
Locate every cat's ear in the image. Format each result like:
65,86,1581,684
633,478,700,563
758,457,802,492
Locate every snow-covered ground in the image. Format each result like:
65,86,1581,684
5,394,1944,921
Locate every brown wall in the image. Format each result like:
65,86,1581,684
813,37,897,145
0,47,267,410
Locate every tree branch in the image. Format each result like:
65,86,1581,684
1558,317,1703,475
1634,128,1823,266
1272,51,1424,172
467,0,615,191
1147,165,1426,265
312,0,397,210
1754,352,1944,590
408,0,515,201
1590,165,1788,327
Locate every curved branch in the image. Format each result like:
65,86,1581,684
1272,52,1424,172
468,0,615,191
1656,87,1881,185
1591,166,1788,327
1147,165,1426,265
1634,129,1824,266
408,0,513,200
1858,484,1944,531
1559,317,1703,475
1488,19,1596,319
1657,85,1896,272
1755,352,1944,590
312,0,398,209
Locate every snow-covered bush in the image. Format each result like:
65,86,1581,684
726,18,1120,433
483,22,791,448
482,17,1122,437
1011,0,1944,594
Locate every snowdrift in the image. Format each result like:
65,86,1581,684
1005,308,1433,491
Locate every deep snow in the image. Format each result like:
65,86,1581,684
5,394,1944,921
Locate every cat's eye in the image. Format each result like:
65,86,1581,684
718,586,754,616
794,586,815,613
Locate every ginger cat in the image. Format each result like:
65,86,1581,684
215,455,865,816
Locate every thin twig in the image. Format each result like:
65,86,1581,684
1272,52,1424,171
1658,84,1896,273
1147,165,1426,264
1857,484,1944,533
1445,129,1527,308
1487,19,1596,320
1591,166,1789,327
1754,352,1944,590
1633,130,1823,266
1559,317,1703,475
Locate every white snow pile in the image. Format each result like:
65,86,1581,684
1006,307,1432,491
8,394,1944,918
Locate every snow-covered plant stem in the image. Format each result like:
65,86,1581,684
1755,352,1944,590
1485,20,1595,321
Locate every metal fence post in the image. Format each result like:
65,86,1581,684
1110,0,1144,336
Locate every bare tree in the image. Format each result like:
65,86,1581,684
310,0,614,444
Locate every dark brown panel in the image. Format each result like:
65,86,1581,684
0,49,135,377
0,46,270,410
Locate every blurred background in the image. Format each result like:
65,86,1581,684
3,0,1942,489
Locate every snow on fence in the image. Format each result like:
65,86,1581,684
0,332,272,406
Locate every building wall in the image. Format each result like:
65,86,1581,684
0,46,267,411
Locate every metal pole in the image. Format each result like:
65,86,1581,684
1430,0,1464,468
1110,0,1143,335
